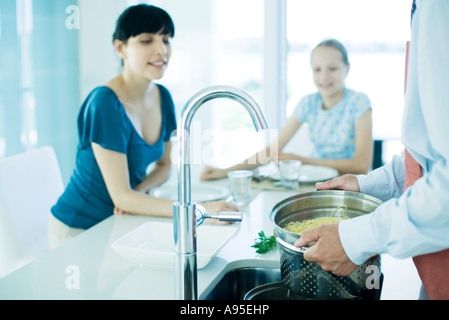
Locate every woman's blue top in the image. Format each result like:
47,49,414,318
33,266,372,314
51,84,177,229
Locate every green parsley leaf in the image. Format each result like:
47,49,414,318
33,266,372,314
251,230,277,254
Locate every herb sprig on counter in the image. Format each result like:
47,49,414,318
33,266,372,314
251,231,276,254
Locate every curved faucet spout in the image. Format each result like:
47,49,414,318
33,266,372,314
178,86,269,204
174,86,269,300
181,85,269,135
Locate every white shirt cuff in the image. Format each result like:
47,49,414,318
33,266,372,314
338,213,380,265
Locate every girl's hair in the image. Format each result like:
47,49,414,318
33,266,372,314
113,4,175,43
314,39,349,66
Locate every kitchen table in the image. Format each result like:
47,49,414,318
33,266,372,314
0,177,422,300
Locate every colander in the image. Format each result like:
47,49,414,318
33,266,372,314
270,190,383,300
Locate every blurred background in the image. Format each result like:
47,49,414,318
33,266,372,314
0,0,412,185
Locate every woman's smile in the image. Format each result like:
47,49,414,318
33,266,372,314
148,60,167,69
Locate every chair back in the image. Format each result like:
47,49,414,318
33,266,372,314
0,146,64,277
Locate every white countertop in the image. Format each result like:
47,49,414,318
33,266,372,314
0,177,423,300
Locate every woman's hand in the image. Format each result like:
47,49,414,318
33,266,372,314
114,207,127,215
201,200,240,225
315,174,360,192
200,165,227,181
201,200,239,214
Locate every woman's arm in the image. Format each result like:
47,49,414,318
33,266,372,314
278,109,373,174
92,142,238,217
200,116,302,180
92,142,174,217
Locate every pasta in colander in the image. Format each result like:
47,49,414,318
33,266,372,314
283,205,349,235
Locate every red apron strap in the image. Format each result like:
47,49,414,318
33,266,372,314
404,149,449,299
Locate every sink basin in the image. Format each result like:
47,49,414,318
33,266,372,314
202,266,383,300
202,267,281,300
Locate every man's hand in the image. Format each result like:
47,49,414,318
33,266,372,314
294,223,358,276
315,174,360,192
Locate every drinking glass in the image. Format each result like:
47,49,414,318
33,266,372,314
227,170,252,206
278,160,302,190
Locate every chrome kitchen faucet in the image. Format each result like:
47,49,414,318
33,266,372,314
173,86,269,300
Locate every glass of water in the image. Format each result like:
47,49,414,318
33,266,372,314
227,170,253,207
278,160,302,190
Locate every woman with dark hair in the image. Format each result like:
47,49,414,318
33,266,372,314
49,4,237,248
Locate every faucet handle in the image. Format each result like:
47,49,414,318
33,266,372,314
212,211,243,222
195,204,243,226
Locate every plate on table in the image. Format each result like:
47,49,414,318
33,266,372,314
150,184,229,202
111,221,238,269
268,164,338,183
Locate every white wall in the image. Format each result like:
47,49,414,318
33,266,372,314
78,0,128,100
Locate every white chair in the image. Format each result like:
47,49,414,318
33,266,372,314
0,146,64,278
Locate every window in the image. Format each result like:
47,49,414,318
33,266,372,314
0,0,79,183
285,0,412,163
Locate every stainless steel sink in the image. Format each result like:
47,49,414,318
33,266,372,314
202,267,281,300
202,266,383,300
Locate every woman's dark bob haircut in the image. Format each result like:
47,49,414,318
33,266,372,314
113,4,175,43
